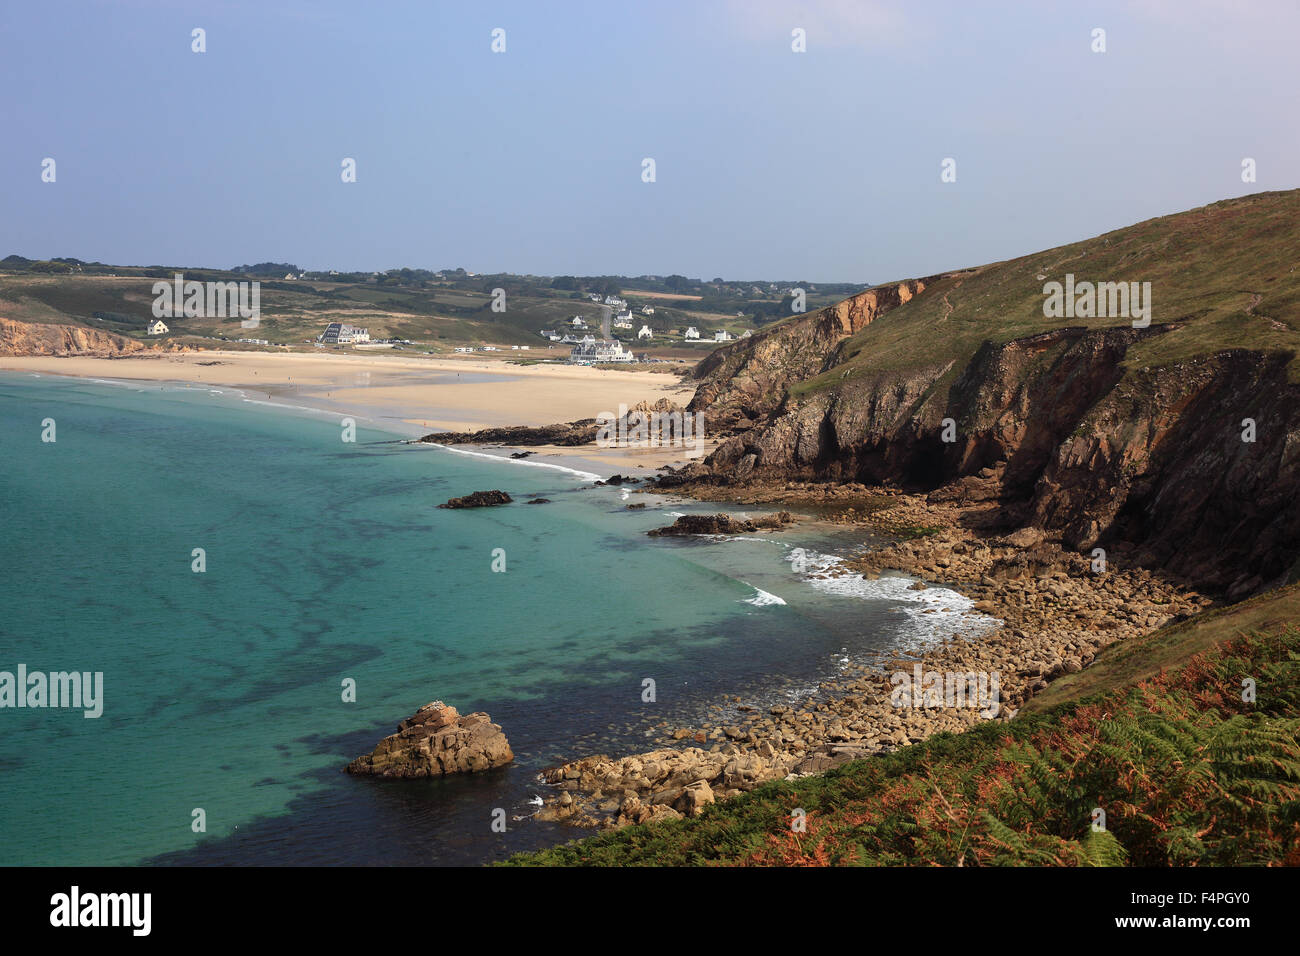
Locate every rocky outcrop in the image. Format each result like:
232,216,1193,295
686,279,930,434
537,746,795,827
647,512,795,536
438,490,513,508
421,420,598,447
0,317,156,356
345,701,514,778
418,400,691,450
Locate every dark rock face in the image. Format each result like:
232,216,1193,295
671,318,1300,599
438,490,513,509
647,512,795,537
345,701,514,778
526,497,551,504
687,280,931,435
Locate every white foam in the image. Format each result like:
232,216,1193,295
743,585,787,607
796,549,1001,653
416,441,602,482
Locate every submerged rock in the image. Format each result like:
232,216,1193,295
345,701,514,778
438,490,513,509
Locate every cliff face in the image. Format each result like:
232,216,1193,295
0,317,153,356
687,279,929,433
673,193,1300,600
679,322,1300,599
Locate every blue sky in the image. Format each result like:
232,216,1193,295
1,0,1296,283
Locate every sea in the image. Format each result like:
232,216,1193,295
0,371,991,866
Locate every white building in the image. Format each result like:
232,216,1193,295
146,318,169,335
571,316,586,328
684,327,699,340
714,330,734,342
641,305,655,315
320,323,370,344
637,325,654,340
569,338,635,364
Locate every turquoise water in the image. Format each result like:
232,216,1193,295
0,371,967,866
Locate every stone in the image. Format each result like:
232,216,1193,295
438,490,513,509
673,780,715,817
345,700,514,777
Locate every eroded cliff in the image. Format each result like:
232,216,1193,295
0,317,155,356
668,192,1300,600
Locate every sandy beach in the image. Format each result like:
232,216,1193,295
0,350,706,475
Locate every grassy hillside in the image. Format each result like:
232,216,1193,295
790,189,1300,398
506,584,1300,866
0,264,856,355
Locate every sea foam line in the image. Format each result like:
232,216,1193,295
794,548,1001,653
413,441,602,482
742,584,787,607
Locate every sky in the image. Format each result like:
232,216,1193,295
1,0,1296,283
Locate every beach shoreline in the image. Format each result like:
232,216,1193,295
0,349,703,476
533,483,1213,829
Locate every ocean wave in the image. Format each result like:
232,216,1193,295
416,442,602,482
742,585,787,607
795,549,1001,653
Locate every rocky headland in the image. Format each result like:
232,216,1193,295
533,196,1300,829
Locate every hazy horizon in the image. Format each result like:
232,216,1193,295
3,0,1297,283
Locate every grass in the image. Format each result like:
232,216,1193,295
0,270,792,355
789,190,1300,400
1022,581,1300,714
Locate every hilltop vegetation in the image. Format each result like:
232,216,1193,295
793,189,1300,397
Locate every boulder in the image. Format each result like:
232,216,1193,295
345,701,514,777
647,512,795,537
438,490,513,509
673,780,716,817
